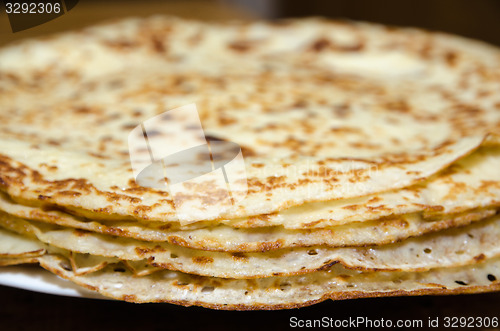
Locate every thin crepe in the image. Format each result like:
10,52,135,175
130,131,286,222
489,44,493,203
0,194,495,252
0,210,498,278
0,227,45,258
38,254,500,310
1,17,500,223
1,228,499,309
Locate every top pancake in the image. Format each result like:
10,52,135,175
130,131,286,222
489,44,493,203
0,17,500,224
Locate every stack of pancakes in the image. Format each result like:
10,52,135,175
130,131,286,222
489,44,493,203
1,17,500,309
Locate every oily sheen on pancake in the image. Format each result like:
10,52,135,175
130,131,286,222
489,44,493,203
1,17,500,223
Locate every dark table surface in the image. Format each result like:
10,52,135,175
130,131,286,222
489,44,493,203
1,284,499,331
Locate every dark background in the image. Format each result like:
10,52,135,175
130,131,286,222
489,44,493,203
1,1,500,330
276,0,500,46
2,0,500,46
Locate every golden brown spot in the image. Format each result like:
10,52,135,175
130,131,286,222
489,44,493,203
218,116,236,125
192,256,214,264
227,40,255,53
303,166,340,178
103,40,138,50
73,229,89,237
380,217,409,228
247,213,274,223
342,204,360,211
241,146,256,157
122,294,137,302
47,140,61,146
330,127,360,134
367,197,382,203
158,223,173,231
150,35,166,53
103,226,127,237
74,106,92,114
266,176,286,185
231,252,248,261
310,38,331,52
89,152,107,159
187,31,203,45
474,253,486,263
56,190,82,197
297,178,313,185
319,260,338,270
93,207,112,214
366,204,389,212
303,220,322,227
257,240,283,252
310,38,364,52
172,281,190,289
168,235,189,247
444,51,458,67
442,182,468,201
135,247,153,256
339,43,364,52
39,163,58,171
337,274,352,281
384,100,411,113
478,180,500,192
292,100,307,108
5,72,20,83
132,205,153,216
426,205,445,212
122,123,137,130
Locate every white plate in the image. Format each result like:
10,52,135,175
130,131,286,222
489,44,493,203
0,265,106,299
